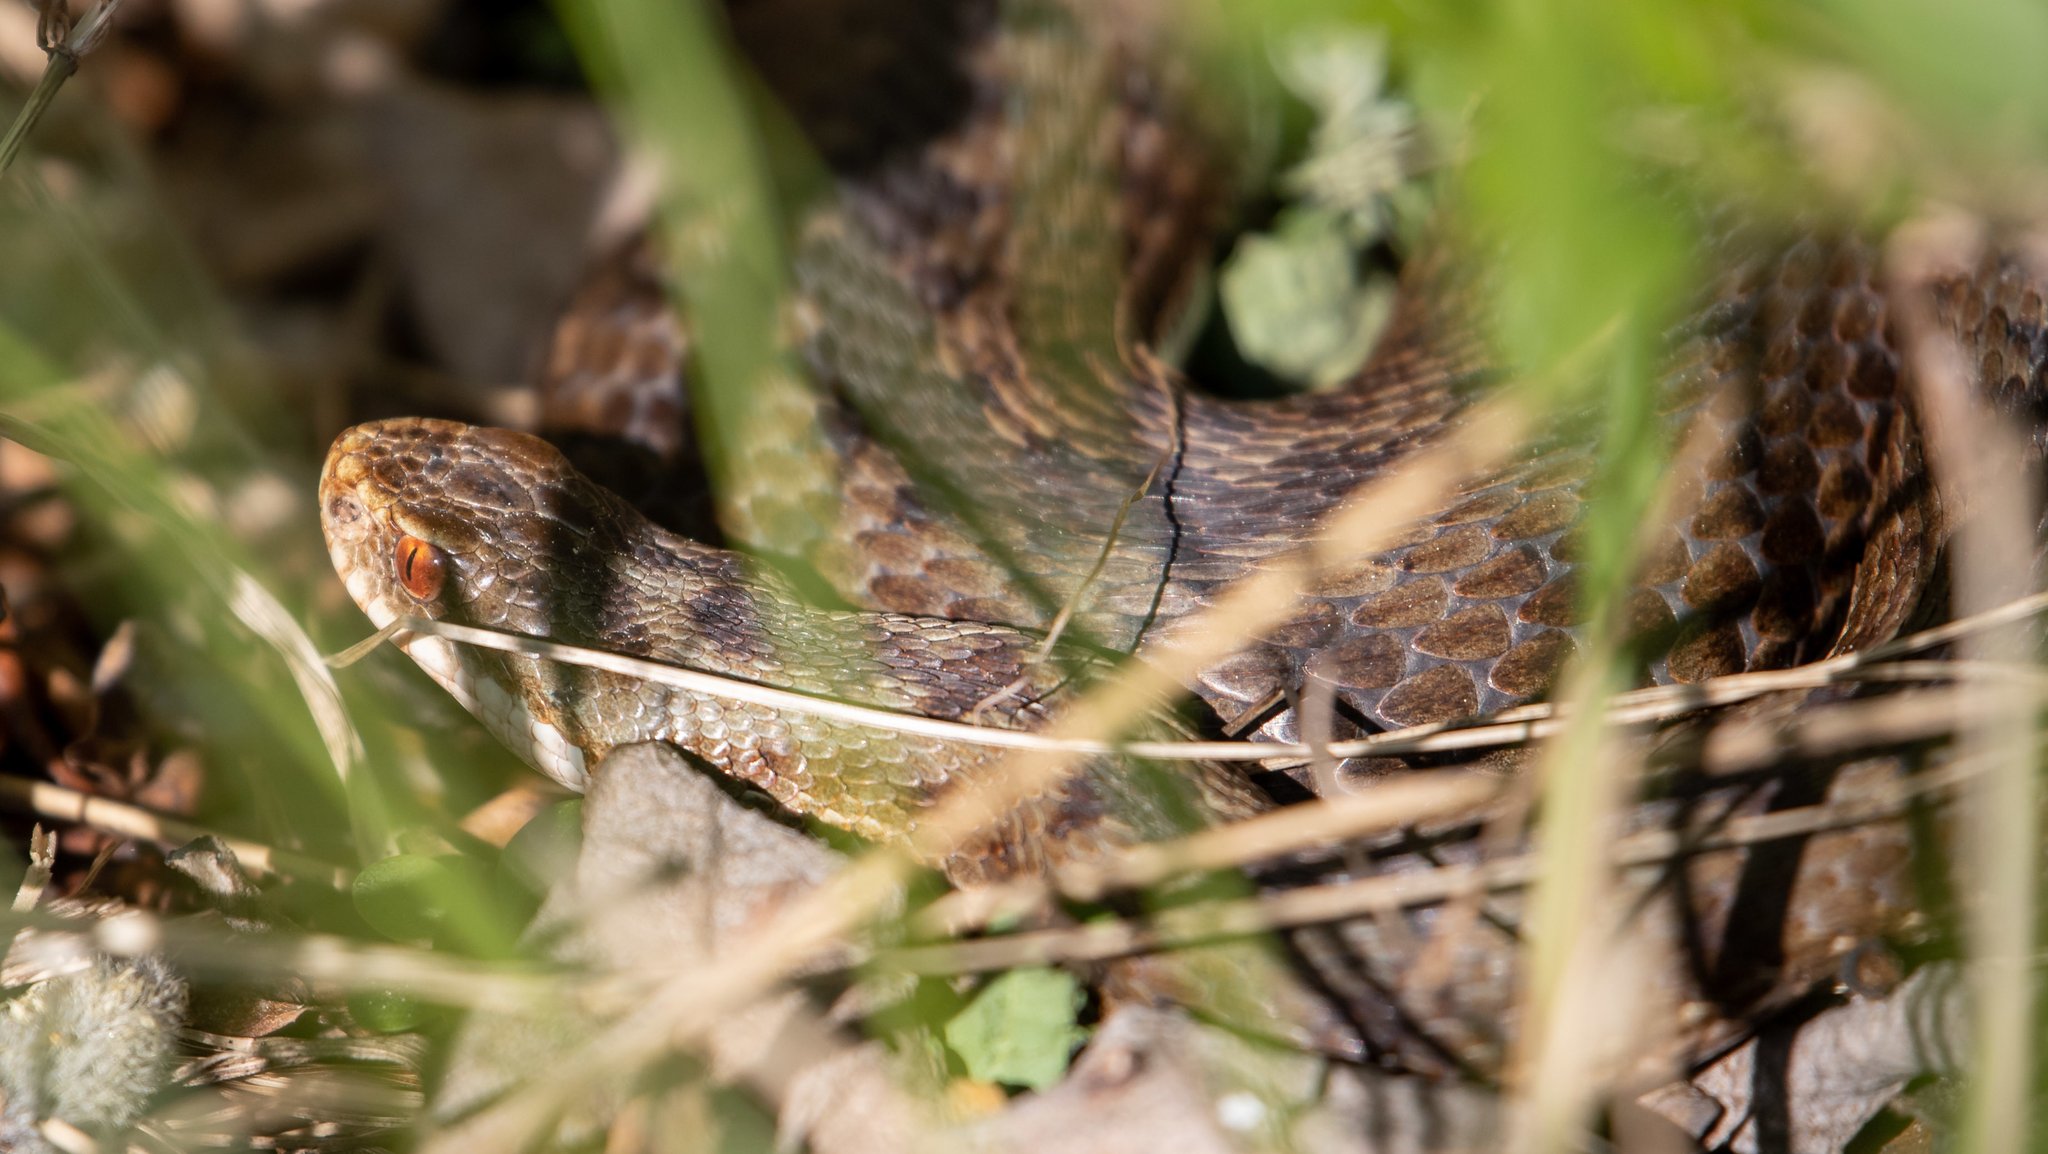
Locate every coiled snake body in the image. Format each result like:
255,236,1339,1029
322,1,2040,1079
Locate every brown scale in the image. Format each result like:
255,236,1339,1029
539,236,690,463
1171,237,1933,751
539,87,1953,781
496,0,2043,1084
742,52,1986,1080
1287,741,1934,1077
323,419,1268,888
536,8,1957,761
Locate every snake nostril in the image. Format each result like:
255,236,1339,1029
325,494,364,527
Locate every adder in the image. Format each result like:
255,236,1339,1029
321,0,2033,1081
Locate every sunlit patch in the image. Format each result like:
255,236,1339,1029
402,635,461,685
342,569,382,621
387,622,589,792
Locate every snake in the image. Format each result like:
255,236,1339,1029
320,0,2040,1080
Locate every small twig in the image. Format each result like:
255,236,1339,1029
1890,214,2040,1154
0,0,124,180
1,901,558,1011
74,839,115,894
0,775,351,886
408,395,1539,1154
919,677,2001,936
333,592,2048,768
883,754,1980,975
1,823,54,963
969,442,1176,723
228,572,364,792
917,770,1500,935
10,823,51,913
1300,670,1343,799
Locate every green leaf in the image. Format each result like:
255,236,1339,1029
942,968,1087,1091
1271,26,1415,242
351,852,514,955
347,987,428,1034
352,854,453,943
1219,208,1396,389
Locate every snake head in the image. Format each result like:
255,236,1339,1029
320,416,636,790
320,417,632,632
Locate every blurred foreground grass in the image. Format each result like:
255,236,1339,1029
0,0,2042,1149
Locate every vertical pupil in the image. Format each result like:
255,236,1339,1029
395,536,444,599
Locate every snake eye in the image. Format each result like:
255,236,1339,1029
394,535,447,601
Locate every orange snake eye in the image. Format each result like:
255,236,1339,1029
394,536,447,601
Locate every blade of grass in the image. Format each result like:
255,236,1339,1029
1889,216,2040,1154
553,0,842,562
0,0,123,179
0,333,392,863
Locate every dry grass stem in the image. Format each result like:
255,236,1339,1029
1300,671,1343,799
341,586,2048,772
11,824,51,912
901,397,1532,868
883,752,1980,976
0,775,351,886
921,674,1993,938
1691,684,2031,777
37,1116,96,1154
968,440,1177,722
227,571,364,792
1502,386,1745,1153
161,924,558,1010
415,399,1531,1151
0,906,554,1010
916,770,1502,936
2,824,54,964
1051,770,1499,898
1889,215,2041,1154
